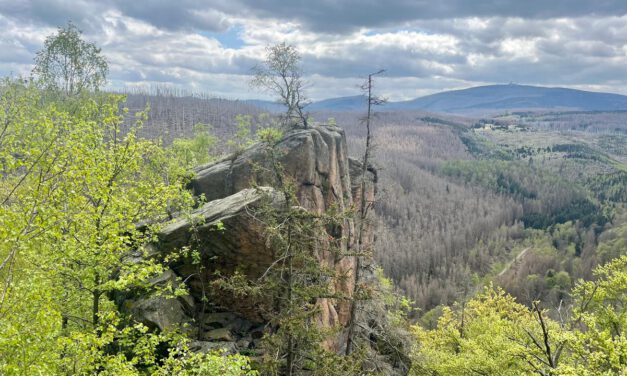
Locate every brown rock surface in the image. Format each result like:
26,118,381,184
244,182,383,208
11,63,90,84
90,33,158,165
136,125,377,353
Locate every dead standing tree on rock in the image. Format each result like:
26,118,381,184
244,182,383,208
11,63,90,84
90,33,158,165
345,69,386,356
251,43,310,129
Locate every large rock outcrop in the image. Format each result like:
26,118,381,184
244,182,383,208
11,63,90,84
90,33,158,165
126,125,383,361
189,125,356,214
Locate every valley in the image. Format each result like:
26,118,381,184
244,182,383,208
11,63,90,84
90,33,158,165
120,90,627,320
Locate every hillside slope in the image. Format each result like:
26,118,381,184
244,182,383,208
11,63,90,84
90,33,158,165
389,84,627,113
250,84,627,114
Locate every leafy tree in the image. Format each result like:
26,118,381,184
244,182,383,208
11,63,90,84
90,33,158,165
569,255,627,374
227,114,256,150
412,255,627,376
32,22,108,96
411,286,573,375
168,122,218,169
251,43,309,128
0,79,255,374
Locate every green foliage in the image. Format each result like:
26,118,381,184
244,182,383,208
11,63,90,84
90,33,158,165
168,122,218,169
596,214,627,264
251,43,309,128
156,347,257,376
441,159,606,229
32,22,108,96
586,171,627,203
412,257,627,375
227,114,255,150
569,255,627,374
0,79,252,374
413,286,568,375
256,127,284,145
458,130,513,159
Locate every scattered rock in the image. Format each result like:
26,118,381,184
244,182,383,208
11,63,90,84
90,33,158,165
123,270,193,333
236,338,251,349
189,340,237,354
203,327,233,342
203,312,237,328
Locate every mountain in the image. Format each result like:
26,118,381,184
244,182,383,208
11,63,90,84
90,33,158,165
388,84,627,113
306,95,367,111
245,95,368,113
247,84,627,114
242,99,285,112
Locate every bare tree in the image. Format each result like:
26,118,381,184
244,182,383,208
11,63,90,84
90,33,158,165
251,43,309,128
346,69,386,355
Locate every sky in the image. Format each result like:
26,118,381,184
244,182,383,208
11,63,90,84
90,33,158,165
2,1,627,101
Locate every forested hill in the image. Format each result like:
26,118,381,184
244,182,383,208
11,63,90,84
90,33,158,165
389,84,627,113
248,84,627,114
122,87,626,317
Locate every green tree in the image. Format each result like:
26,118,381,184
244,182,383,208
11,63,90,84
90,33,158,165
251,43,309,129
411,286,572,375
0,79,254,374
569,255,627,374
168,122,218,169
412,255,627,376
32,22,108,96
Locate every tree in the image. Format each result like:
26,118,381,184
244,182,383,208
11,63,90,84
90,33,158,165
251,43,309,128
214,130,352,375
346,69,385,356
168,122,218,169
411,255,627,376
32,22,108,96
411,286,571,375
569,255,627,374
0,79,258,374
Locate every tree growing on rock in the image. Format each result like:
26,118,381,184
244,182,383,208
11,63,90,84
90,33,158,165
346,69,386,355
251,43,309,129
212,131,366,375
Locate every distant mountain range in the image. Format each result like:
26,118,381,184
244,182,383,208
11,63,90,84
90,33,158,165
247,84,627,114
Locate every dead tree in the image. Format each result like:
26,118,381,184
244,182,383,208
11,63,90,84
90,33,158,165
345,69,386,355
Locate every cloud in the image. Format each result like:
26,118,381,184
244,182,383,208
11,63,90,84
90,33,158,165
2,1,627,100
112,1,232,32
225,0,627,33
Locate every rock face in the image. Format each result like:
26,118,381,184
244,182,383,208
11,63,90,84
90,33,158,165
189,126,356,214
127,125,379,358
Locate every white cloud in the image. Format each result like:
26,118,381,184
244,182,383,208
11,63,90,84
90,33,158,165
2,2,627,99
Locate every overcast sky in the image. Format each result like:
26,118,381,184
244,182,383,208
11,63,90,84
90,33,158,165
2,0,627,100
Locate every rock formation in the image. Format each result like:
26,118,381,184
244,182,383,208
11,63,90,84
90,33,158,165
123,125,408,372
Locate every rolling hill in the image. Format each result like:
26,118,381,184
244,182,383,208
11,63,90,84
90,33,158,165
388,84,627,113
248,84,627,114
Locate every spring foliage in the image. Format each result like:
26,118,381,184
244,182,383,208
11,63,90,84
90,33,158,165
32,22,109,96
0,80,254,374
411,256,627,375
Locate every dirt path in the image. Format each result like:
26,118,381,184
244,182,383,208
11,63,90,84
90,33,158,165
497,247,531,277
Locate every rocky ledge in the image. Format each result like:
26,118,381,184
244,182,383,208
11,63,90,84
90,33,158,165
120,125,407,371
